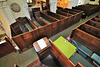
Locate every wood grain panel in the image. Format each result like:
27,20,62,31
86,20,100,29
78,24,100,38
38,26,47,38
45,24,52,38
71,29,100,56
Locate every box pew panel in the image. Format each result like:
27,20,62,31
71,29,100,56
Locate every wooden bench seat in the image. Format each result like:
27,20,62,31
11,17,38,36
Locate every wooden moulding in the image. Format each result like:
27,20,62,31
10,17,38,36
40,12,59,23
56,10,73,17
78,24,100,38
70,29,100,56
72,4,99,16
43,10,66,20
86,20,100,29
59,8,83,23
49,40,84,67
36,17,48,26
60,8,83,24
51,21,61,35
91,17,100,22
12,28,39,52
45,24,52,38
60,9,78,15
38,26,47,39
94,17,100,22
64,8,84,13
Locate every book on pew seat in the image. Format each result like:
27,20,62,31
53,36,76,59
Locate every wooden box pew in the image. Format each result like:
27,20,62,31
10,17,38,37
42,10,66,20
59,9,78,15
56,10,80,27
35,11,59,24
40,12,59,23
12,30,38,52
12,27,48,52
35,12,60,35
35,17,48,26
72,7,89,16
37,20,61,38
85,20,100,29
72,4,99,17
56,10,76,26
64,8,83,13
62,8,84,20
58,9,83,23
70,29,100,56
41,10,75,32
12,20,61,52
57,8,83,23
56,10,73,17
85,4,99,12
78,24,100,39
38,21,60,39
91,17,100,22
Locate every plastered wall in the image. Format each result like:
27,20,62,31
0,11,11,38
89,0,99,4
7,0,30,19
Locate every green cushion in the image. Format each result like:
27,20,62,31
91,53,100,64
53,36,76,59
71,39,93,57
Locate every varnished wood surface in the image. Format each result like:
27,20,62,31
12,9,83,52
31,37,84,67
71,29,100,56
49,40,84,67
78,24,100,38
0,38,14,58
72,4,99,17
86,20,100,29
71,14,100,56
11,17,38,36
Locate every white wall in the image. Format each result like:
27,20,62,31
89,0,99,5
72,0,79,7
7,0,30,19
72,0,89,7
78,0,89,5
0,10,11,38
